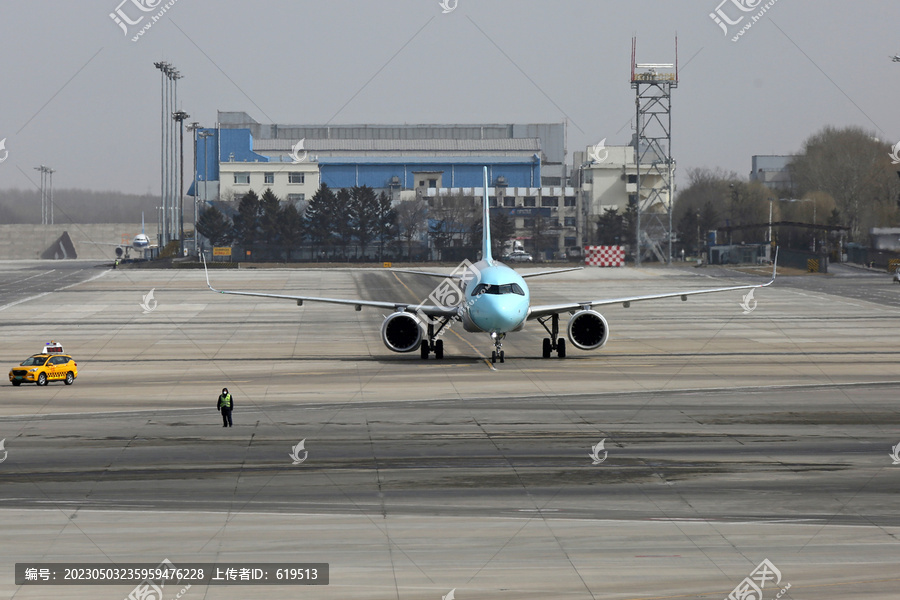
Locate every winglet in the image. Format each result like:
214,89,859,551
760,246,778,287
201,253,217,292
482,166,493,263
772,247,778,280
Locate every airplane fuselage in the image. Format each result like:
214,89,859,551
132,233,151,250
460,260,530,334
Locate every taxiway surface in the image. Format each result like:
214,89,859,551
0,260,898,599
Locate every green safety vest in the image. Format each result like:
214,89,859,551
221,394,232,409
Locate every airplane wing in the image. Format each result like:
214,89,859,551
392,266,583,279
520,267,584,278
528,255,777,320
389,268,463,279
203,256,459,319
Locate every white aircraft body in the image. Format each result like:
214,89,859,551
204,168,776,363
89,213,157,259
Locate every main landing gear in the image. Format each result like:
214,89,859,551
490,332,505,364
537,313,566,358
420,319,450,360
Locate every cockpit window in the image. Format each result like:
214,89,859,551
471,283,525,296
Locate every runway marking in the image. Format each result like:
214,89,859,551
391,272,495,371
0,269,110,312
4,379,900,421
1,269,55,286
56,268,111,291
0,507,895,532
0,291,52,312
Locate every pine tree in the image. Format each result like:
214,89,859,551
196,205,232,247
375,191,397,262
259,189,283,253
349,185,379,259
333,188,354,260
304,184,337,259
232,190,261,249
279,202,305,260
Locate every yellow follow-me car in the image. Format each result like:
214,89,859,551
8,342,78,386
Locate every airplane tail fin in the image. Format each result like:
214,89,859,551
482,166,493,263
141,211,145,235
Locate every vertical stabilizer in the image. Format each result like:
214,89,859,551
482,166,493,263
141,212,145,234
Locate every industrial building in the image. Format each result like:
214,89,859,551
749,155,794,194
188,113,588,258
186,111,683,259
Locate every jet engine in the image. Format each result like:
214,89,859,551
566,310,609,351
381,312,424,353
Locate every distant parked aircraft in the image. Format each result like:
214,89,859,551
87,213,157,259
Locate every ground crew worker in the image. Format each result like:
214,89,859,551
217,387,233,427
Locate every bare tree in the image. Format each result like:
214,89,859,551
395,197,428,261
429,193,480,260
790,126,900,240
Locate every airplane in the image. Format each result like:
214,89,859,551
892,54,900,62
88,212,157,259
203,167,776,364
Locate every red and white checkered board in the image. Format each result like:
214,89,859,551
584,246,624,267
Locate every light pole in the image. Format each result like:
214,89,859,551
33,165,54,225
198,130,214,256
696,209,701,262
48,167,54,225
33,166,45,224
173,110,189,256
153,61,182,250
187,122,201,256
170,70,182,245
153,61,171,247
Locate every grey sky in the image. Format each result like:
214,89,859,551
1,1,897,196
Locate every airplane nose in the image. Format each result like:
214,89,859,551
470,294,525,332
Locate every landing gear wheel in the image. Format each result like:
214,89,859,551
499,350,505,363
557,338,566,358
420,342,430,360
491,351,497,364
64,372,75,385
37,372,48,386
542,338,552,358
434,339,444,360
12,381,21,386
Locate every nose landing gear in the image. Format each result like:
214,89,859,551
490,332,505,364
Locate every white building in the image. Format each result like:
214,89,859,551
575,143,670,245
218,159,320,206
